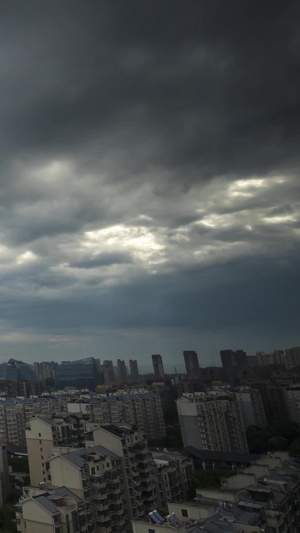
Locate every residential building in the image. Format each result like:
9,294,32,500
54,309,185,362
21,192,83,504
235,386,267,429
116,359,127,383
49,446,128,532
26,414,86,486
102,360,115,383
220,349,248,383
183,351,200,378
249,380,289,419
67,390,166,441
177,391,248,453
152,354,165,379
151,449,194,511
129,360,140,380
15,485,95,533
85,422,156,521
284,384,300,423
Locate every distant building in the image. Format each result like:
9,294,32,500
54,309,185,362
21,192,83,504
55,357,101,390
257,346,300,369
102,360,116,383
129,359,139,380
1,359,37,382
220,349,248,383
117,359,127,382
183,351,200,377
152,354,165,379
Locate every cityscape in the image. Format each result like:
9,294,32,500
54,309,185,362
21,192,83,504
0,1,299,532
0,347,298,531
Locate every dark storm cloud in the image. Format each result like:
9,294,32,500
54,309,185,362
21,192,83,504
0,1,299,362
1,1,300,180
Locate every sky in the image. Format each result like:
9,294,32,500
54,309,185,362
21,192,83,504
0,1,299,370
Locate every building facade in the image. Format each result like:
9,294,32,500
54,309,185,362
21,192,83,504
177,391,248,453
183,351,200,377
152,354,165,379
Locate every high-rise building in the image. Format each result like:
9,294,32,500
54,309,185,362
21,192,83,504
55,357,102,390
117,359,127,382
177,391,248,453
235,386,267,429
102,360,115,383
129,359,139,380
183,351,200,377
151,449,194,511
152,354,165,379
49,445,128,531
86,423,155,521
220,349,248,383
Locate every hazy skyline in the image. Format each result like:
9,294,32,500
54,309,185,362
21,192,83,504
0,1,299,366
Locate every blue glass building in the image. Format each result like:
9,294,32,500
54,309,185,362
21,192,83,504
55,357,102,390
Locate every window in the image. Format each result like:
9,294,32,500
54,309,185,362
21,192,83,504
149,530,155,533
39,433,41,437
181,509,188,517
40,448,43,452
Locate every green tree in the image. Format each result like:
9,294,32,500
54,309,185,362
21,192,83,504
0,504,17,532
187,468,235,499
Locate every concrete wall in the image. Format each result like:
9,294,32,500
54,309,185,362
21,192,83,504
196,488,239,503
89,426,124,456
50,456,83,498
221,473,256,489
132,521,185,533
168,501,216,521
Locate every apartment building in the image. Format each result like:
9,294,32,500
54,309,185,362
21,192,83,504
257,346,300,369
49,446,128,532
284,384,300,423
67,391,166,441
15,485,94,533
26,414,87,486
0,388,165,447
85,422,156,521
235,386,267,429
152,354,165,379
151,450,194,511
0,396,67,446
177,391,248,453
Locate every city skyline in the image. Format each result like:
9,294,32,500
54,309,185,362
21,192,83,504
0,2,299,365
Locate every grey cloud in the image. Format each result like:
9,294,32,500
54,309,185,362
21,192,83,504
0,1,298,362
71,252,132,269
